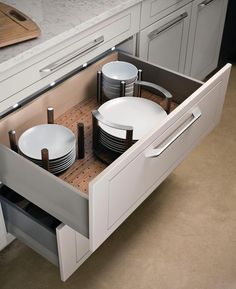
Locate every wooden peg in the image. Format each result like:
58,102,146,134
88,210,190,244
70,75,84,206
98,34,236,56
47,107,54,124
92,112,99,150
125,129,133,149
137,69,143,97
77,123,85,159
97,71,103,103
8,130,18,152
120,81,126,97
41,148,49,171
166,97,172,114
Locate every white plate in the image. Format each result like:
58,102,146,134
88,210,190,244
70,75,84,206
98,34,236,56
36,154,76,174
21,146,76,164
102,61,138,84
98,97,167,140
38,152,76,169
103,79,136,89
100,136,126,150
99,132,136,147
103,89,134,99
18,124,76,160
100,128,136,143
103,84,134,94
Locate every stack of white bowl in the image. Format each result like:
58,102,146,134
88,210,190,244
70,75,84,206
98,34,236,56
18,124,76,174
102,61,138,99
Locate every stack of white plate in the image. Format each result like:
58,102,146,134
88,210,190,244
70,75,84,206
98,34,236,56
18,124,76,174
102,61,138,99
98,97,167,153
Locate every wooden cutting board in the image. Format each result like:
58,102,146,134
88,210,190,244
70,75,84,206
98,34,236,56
0,2,40,48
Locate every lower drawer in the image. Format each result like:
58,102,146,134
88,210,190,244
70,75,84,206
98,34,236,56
0,186,60,266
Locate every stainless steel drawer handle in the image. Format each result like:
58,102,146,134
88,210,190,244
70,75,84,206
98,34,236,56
148,12,188,40
40,36,104,73
145,107,202,158
199,0,215,8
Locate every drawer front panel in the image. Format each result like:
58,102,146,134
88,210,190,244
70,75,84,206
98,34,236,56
0,192,59,265
56,225,90,282
140,0,192,29
89,61,231,251
0,4,140,114
139,3,191,73
0,145,89,238
108,83,220,227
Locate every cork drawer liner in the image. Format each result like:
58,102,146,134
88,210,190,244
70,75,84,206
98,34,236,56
0,52,178,195
57,91,178,194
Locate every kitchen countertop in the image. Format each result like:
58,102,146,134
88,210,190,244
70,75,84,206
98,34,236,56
0,0,141,72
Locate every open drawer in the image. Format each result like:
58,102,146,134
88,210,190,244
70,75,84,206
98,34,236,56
0,52,231,281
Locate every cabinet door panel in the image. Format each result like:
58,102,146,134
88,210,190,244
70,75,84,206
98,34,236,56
139,4,191,73
185,0,228,79
56,224,90,281
140,0,191,29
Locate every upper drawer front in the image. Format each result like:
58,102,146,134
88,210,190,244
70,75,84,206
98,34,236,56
140,0,192,29
0,4,140,114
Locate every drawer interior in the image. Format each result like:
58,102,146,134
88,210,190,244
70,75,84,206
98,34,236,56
0,52,202,194
0,185,60,265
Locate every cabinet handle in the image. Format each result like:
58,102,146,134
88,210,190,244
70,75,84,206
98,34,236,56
40,36,104,73
148,12,188,40
199,0,215,9
145,107,202,158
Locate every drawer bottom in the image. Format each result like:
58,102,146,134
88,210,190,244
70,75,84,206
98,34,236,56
0,186,61,266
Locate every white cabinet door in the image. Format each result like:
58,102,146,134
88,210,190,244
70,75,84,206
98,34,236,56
139,3,192,73
185,0,228,79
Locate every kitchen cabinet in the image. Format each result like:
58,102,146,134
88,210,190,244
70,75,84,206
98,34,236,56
139,0,228,79
0,4,140,116
0,0,231,282
139,3,192,73
185,0,229,79
0,49,231,280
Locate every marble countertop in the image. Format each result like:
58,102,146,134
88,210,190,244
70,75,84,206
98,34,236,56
0,0,141,72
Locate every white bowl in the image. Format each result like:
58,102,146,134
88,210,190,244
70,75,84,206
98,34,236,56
102,61,138,84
